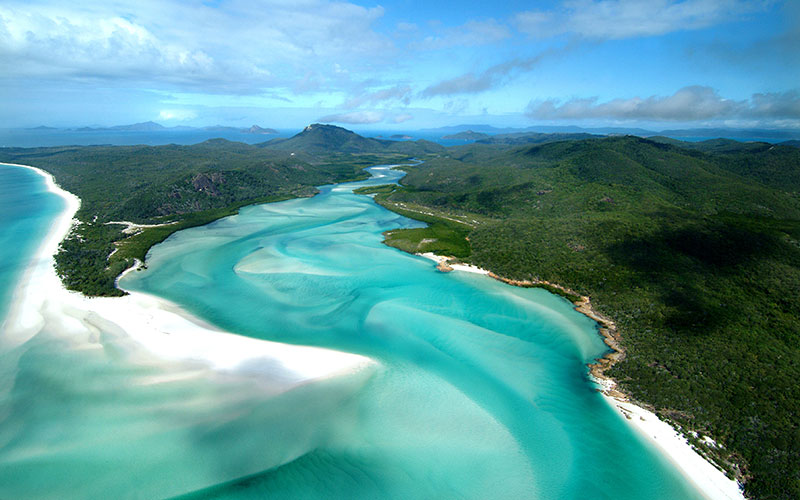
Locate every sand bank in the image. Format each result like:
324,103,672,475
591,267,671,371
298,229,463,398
416,248,743,500
0,162,375,393
596,377,744,500
418,252,490,275
106,219,179,234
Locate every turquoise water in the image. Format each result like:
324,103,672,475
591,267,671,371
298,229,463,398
0,165,65,319
123,166,704,499
0,164,706,499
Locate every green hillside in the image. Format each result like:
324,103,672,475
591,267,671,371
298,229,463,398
262,123,446,156
2,129,799,498
475,131,599,145
0,133,426,296
648,138,800,192
376,136,800,499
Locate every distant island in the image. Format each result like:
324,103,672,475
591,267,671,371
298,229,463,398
425,123,800,144
441,130,490,141
41,121,280,135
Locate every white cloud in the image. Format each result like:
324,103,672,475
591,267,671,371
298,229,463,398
396,22,418,32
525,86,800,121
421,53,551,97
516,0,774,40
0,8,214,81
411,18,511,50
392,113,414,123
317,110,385,124
344,85,412,109
749,90,800,118
158,109,197,121
0,0,392,93
513,11,553,37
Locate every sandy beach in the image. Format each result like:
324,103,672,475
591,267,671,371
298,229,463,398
0,161,745,500
417,249,744,500
418,252,490,274
597,381,745,500
0,162,375,394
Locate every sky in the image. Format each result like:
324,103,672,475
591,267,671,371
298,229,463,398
1,0,798,131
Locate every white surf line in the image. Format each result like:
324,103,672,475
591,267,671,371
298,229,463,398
0,162,376,392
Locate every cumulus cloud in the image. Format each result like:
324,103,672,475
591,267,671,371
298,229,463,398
748,90,800,118
0,9,215,82
317,110,385,124
525,86,800,121
392,113,414,123
515,0,774,40
421,54,548,97
0,0,392,93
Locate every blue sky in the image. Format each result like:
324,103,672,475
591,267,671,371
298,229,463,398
1,0,798,130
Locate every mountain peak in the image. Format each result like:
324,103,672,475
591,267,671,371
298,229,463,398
301,123,353,134
245,124,278,134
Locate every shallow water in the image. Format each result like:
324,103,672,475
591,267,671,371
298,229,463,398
0,164,706,499
0,165,64,319
124,166,705,499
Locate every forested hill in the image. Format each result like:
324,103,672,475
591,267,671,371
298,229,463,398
3,140,354,222
475,131,599,145
376,135,800,500
261,123,445,155
2,129,799,498
648,136,800,191
0,133,432,296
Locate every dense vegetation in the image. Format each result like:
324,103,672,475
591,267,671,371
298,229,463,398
0,125,435,296
475,131,599,145
376,136,800,500
263,123,446,155
2,127,799,499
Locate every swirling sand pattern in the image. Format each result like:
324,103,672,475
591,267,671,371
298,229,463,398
0,164,706,499
124,166,705,500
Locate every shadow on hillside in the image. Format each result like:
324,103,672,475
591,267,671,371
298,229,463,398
603,219,782,333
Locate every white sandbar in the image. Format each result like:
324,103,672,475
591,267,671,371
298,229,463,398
0,162,375,393
418,252,490,274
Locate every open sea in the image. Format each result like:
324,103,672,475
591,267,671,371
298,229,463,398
2,127,796,149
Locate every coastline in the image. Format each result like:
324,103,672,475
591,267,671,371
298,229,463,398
0,162,376,393
416,251,744,500
0,161,745,499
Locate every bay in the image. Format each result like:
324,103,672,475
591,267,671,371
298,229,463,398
122,165,705,499
0,163,708,499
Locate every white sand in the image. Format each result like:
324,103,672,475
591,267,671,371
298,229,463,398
594,380,744,500
106,219,179,234
417,252,490,275
417,245,744,500
0,162,375,393
1,163,746,498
